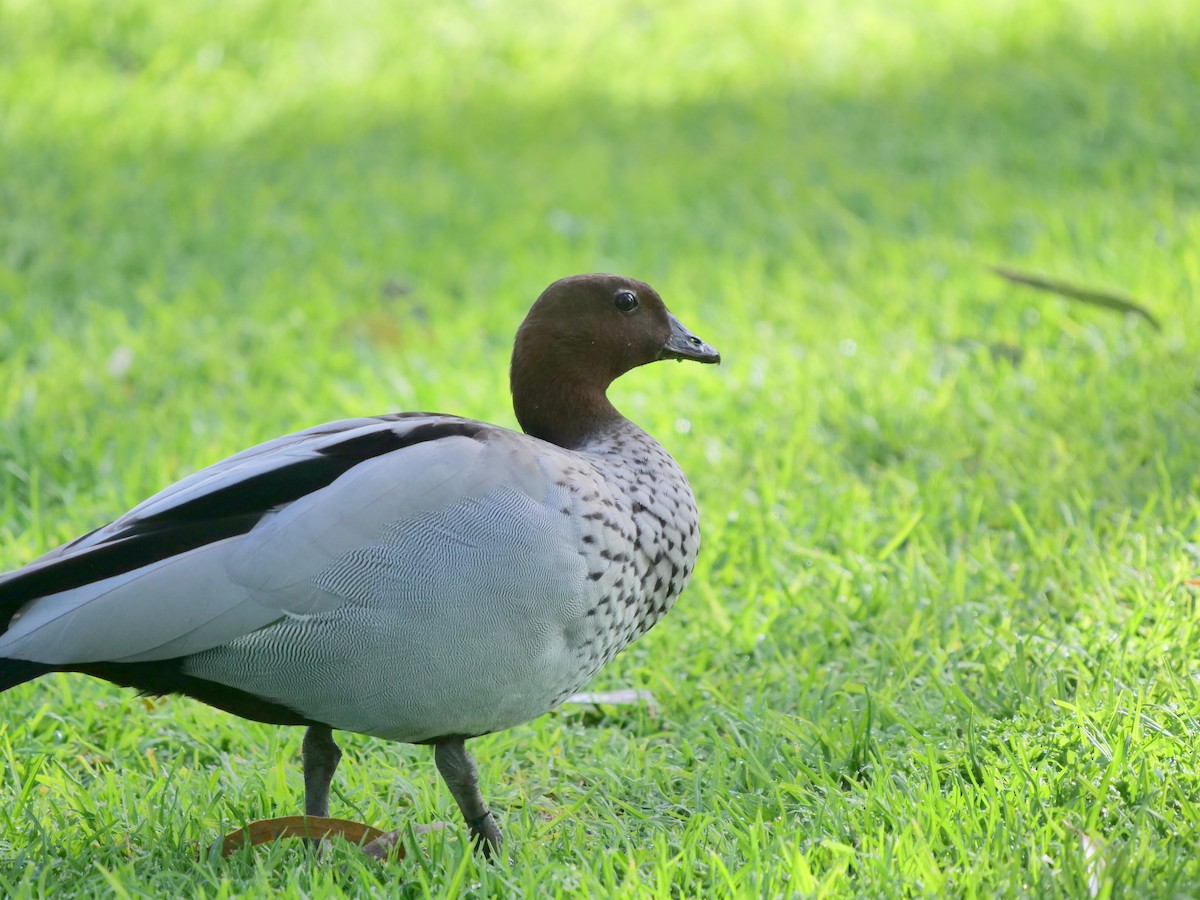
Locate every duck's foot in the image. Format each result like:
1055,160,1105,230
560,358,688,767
434,739,505,859
462,811,504,859
361,818,502,861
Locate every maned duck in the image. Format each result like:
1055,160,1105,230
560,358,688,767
0,273,719,858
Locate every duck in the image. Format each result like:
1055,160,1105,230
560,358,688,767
0,274,720,858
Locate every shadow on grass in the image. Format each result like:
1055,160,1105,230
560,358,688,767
5,18,1197,305
3,20,1198,514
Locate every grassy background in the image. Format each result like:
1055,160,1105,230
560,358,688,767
2,0,1200,895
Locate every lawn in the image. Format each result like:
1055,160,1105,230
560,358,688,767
2,0,1200,895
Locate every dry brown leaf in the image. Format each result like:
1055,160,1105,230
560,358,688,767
217,815,391,858
361,821,448,860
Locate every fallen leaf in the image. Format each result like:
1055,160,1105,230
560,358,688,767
1064,821,1108,898
361,821,448,860
215,815,389,858
992,265,1161,331
565,689,658,717
1081,832,1107,898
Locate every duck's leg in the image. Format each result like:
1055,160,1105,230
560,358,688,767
302,725,342,819
358,738,502,861
434,739,504,857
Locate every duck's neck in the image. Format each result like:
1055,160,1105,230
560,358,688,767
511,373,626,450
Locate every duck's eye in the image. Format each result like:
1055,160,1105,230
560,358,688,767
614,290,639,312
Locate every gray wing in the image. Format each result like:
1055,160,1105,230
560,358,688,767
0,414,569,665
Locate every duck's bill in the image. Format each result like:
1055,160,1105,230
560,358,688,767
659,314,721,364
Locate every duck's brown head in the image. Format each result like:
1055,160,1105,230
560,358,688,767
511,274,719,448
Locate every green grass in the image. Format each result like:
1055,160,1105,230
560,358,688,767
2,0,1200,895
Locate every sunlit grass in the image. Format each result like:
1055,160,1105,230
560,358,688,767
2,0,1200,896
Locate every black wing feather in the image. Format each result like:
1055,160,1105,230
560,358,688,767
0,418,485,630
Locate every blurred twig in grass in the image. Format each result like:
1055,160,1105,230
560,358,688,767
993,265,1162,331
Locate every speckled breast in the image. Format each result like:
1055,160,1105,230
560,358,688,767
547,422,701,707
